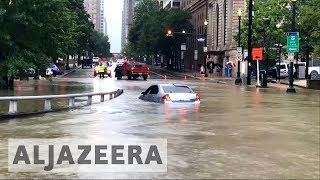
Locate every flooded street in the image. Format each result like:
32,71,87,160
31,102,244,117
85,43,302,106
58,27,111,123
0,69,319,179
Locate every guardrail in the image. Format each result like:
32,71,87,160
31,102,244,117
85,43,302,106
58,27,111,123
0,89,124,115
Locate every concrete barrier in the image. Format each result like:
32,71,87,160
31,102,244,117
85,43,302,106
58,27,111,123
0,89,124,115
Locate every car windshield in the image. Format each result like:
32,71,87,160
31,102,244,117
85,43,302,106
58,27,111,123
162,86,193,93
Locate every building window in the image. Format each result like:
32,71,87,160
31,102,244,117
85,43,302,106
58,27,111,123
216,4,219,49
223,0,227,45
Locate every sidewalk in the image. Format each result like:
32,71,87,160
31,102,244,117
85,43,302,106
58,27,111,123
270,79,307,88
150,66,308,89
151,66,236,85
61,64,81,77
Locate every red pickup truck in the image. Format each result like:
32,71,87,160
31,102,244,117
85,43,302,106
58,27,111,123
115,62,149,80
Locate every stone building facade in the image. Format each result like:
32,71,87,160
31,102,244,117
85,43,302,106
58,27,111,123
206,0,245,77
182,0,208,72
182,0,246,77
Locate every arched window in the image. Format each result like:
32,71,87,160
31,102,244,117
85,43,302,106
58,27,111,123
216,4,219,49
223,0,227,45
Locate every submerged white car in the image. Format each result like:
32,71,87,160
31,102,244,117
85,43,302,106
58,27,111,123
139,84,200,103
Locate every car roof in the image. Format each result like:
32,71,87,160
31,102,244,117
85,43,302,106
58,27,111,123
157,84,190,87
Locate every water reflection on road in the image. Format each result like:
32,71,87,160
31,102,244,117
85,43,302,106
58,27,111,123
0,71,319,179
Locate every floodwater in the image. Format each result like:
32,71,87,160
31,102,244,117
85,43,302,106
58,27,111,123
0,69,319,179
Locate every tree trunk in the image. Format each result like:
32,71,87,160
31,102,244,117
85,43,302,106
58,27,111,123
77,53,81,65
0,75,14,90
66,55,70,70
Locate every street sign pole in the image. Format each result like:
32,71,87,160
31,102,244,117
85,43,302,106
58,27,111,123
235,47,243,85
256,59,260,87
252,48,263,87
286,32,299,93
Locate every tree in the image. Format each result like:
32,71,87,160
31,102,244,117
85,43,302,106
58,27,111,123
127,0,193,68
299,0,320,57
240,0,320,62
88,31,111,58
0,0,111,89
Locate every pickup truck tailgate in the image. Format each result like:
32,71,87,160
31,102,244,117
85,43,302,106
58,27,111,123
132,66,149,73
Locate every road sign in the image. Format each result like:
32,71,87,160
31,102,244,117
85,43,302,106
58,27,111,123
204,47,208,52
236,54,242,61
252,48,263,60
244,50,248,60
287,32,299,53
237,47,242,55
194,50,198,61
181,43,186,51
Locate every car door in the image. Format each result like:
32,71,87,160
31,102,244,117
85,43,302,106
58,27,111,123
148,85,159,102
121,63,128,76
141,87,152,101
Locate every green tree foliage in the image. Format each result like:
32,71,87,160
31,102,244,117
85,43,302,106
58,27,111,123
89,31,111,58
299,0,320,56
126,0,193,66
0,0,110,88
240,0,320,59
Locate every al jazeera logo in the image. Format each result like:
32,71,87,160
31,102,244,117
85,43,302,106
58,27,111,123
8,138,167,173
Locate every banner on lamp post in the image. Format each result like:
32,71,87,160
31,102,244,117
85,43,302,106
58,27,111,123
194,50,198,61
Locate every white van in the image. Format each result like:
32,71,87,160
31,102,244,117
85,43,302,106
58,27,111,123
93,57,99,63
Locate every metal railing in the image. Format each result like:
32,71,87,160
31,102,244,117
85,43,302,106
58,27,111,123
0,89,124,115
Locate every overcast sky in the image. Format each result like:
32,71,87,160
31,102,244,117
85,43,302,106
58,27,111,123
105,0,123,53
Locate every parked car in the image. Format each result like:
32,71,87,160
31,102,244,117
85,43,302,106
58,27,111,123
45,64,63,77
93,57,99,63
115,61,149,80
139,84,201,104
24,68,36,77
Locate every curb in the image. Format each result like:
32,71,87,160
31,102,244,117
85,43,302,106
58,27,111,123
151,67,235,84
270,80,307,89
151,67,311,88
61,66,81,77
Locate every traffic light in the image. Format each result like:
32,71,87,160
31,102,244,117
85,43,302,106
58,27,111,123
166,29,173,36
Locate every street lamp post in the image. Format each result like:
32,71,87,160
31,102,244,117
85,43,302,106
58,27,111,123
204,19,208,76
247,0,254,85
276,23,282,82
235,9,242,85
287,0,297,93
